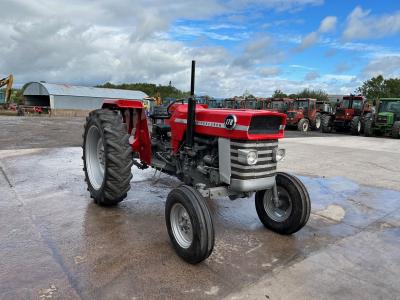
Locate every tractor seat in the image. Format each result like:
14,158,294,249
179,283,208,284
153,124,171,135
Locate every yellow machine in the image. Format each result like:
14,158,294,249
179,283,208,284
0,74,14,103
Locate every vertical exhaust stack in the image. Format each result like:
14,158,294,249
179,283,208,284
186,60,196,147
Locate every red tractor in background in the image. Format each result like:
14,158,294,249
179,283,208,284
82,61,311,264
285,98,321,132
267,98,293,114
321,95,372,135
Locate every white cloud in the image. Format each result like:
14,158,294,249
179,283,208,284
319,16,337,33
362,56,400,78
343,6,400,41
296,15,337,51
296,31,319,51
304,71,320,81
259,66,281,77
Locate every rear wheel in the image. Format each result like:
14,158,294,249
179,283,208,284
392,121,400,139
350,116,361,135
165,185,214,264
83,109,133,206
255,172,311,234
321,115,333,133
297,118,309,132
364,118,374,137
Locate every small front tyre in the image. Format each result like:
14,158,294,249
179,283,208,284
165,185,214,264
255,172,311,234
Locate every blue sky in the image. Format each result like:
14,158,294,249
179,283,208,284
1,0,400,96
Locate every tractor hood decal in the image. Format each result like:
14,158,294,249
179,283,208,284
174,118,248,131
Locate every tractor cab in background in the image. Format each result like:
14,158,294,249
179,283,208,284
286,98,321,132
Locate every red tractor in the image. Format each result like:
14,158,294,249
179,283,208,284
321,95,371,135
285,98,321,132
82,62,310,264
267,98,293,114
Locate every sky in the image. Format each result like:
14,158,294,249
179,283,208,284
1,0,400,97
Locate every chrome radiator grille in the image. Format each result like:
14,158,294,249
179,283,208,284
230,139,277,180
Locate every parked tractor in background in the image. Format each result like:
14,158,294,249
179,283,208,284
321,95,371,135
364,98,400,138
316,100,333,115
82,61,311,264
286,98,321,132
267,98,293,114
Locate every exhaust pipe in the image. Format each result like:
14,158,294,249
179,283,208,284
186,60,196,147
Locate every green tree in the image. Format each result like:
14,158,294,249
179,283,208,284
96,82,189,99
272,89,287,98
357,75,386,100
296,88,329,101
384,78,400,97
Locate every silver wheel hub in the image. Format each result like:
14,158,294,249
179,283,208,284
303,122,308,131
263,187,292,222
316,117,321,128
357,121,361,132
85,125,105,190
170,203,193,249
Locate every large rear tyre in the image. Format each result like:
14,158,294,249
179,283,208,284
297,118,309,132
321,115,333,133
255,172,311,234
364,118,374,137
165,185,214,264
83,109,133,206
392,121,400,139
350,116,361,135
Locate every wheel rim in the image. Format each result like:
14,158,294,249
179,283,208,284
315,117,321,129
85,125,105,190
263,187,292,222
303,122,308,131
170,203,193,249
357,121,361,132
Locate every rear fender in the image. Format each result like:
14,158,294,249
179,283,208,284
102,99,152,165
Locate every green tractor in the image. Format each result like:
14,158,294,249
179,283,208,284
364,98,400,138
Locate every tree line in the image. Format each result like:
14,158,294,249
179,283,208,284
3,75,400,104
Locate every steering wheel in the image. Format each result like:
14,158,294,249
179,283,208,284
166,98,186,116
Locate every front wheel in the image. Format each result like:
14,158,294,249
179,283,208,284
392,121,400,139
255,172,311,234
165,185,214,264
350,116,361,135
297,118,309,132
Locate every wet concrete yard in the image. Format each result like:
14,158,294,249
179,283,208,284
0,116,400,299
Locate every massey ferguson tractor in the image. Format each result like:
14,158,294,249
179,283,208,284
285,98,321,132
321,95,371,135
82,61,311,264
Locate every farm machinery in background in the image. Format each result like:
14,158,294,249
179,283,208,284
267,98,293,114
364,98,400,139
82,61,311,264
285,98,321,132
0,74,14,108
321,95,372,135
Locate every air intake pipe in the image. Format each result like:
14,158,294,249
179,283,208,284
186,60,196,147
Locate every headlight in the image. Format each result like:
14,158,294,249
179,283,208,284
237,149,258,165
273,148,286,162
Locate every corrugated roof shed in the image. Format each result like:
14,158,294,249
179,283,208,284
24,82,148,99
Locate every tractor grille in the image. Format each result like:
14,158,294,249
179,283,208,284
287,112,296,118
230,139,277,180
248,116,282,134
336,109,345,116
376,115,387,124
